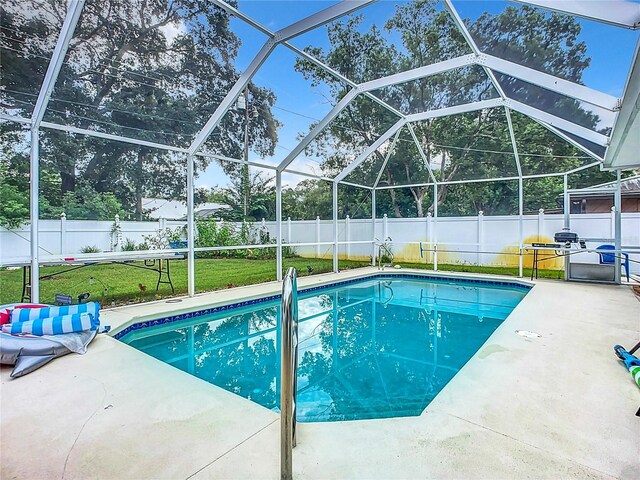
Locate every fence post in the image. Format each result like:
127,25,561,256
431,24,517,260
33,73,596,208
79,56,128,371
477,210,484,266
610,206,615,239
315,216,321,258
426,212,432,263
60,212,66,254
383,214,388,240
345,215,351,259
537,208,544,241
159,216,167,232
287,217,292,245
112,214,122,252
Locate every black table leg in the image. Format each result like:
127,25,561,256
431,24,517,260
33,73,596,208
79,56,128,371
530,250,537,281
156,258,175,294
21,265,31,302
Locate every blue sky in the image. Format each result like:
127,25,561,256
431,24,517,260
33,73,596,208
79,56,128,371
196,0,640,190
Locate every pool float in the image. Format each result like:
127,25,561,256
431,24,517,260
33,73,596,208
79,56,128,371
614,343,640,388
0,302,100,378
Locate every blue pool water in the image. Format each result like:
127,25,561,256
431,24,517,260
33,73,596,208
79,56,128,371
120,275,528,422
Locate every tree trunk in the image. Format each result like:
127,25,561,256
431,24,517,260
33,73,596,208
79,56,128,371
416,194,424,217
409,187,426,217
60,172,76,194
135,149,146,221
385,168,403,217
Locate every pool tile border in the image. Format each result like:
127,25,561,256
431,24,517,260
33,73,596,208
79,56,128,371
113,272,531,340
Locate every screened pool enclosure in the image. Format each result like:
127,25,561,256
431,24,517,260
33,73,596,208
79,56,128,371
1,0,639,302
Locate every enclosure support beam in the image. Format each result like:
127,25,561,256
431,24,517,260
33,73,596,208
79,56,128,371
276,171,283,281
614,170,622,284
433,183,438,271
406,98,503,122
604,42,640,169
564,162,603,175
371,188,376,266
442,0,507,99
481,54,619,110
373,162,601,190
529,119,604,162
506,100,609,147
335,119,407,182
210,0,405,121
278,89,359,172
358,55,476,92
27,0,85,302
190,1,377,156
518,178,524,277
31,0,85,127
373,129,402,189
274,1,376,42
505,108,524,277
188,40,276,156
563,175,570,230
29,129,40,303
563,174,570,281
512,0,640,30
407,124,438,184
187,155,196,297
333,182,339,273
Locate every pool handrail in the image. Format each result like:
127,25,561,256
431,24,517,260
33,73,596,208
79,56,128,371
376,237,394,270
281,266,298,480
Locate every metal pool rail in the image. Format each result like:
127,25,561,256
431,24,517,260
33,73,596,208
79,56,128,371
280,267,298,480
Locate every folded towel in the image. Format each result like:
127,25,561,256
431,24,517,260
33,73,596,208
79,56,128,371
11,302,100,323
1,304,47,326
2,312,99,335
0,308,10,326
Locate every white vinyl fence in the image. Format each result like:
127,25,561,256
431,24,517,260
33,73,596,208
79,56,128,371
2,210,639,273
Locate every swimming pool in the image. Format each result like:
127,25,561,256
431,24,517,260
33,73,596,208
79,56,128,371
118,274,529,422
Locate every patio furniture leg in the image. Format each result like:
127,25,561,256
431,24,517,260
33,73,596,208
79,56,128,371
155,259,175,294
21,265,31,303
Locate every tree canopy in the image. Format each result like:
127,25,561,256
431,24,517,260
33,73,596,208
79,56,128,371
291,0,617,218
1,0,627,228
1,0,279,224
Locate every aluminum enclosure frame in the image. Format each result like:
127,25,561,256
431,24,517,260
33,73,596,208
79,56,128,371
2,1,637,300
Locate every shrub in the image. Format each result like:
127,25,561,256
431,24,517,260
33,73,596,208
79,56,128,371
195,218,239,258
122,238,137,251
140,227,184,250
80,245,101,253
193,219,296,259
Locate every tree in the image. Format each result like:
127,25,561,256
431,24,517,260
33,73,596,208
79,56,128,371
0,182,29,228
209,171,276,222
282,180,332,220
1,0,279,221
293,1,611,216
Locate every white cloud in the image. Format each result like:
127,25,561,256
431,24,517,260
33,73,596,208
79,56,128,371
160,20,186,44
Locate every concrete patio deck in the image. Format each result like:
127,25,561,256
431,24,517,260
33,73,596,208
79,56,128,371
1,269,639,479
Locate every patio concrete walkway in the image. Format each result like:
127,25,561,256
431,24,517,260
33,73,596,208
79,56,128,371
2,270,639,479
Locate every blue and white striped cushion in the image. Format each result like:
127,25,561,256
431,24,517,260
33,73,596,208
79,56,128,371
1,312,98,335
10,302,100,323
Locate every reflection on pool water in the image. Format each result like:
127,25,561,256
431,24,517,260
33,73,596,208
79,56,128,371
120,276,529,422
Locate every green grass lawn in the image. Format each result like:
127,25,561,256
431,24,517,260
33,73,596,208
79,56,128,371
0,258,369,307
394,261,564,280
0,257,562,307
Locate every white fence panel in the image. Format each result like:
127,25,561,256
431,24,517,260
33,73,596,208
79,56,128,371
2,212,638,273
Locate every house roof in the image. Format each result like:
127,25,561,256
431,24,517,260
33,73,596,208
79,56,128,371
142,198,230,220
567,175,640,199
